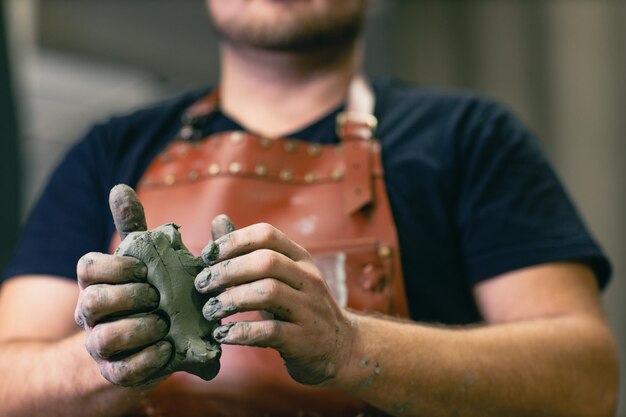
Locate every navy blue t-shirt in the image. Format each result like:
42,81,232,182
2,78,611,324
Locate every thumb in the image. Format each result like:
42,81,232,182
109,184,148,241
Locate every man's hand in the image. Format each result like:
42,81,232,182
74,185,172,386
195,222,356,386
75,252,172,386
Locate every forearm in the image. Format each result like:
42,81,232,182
0,332,149,417
332,312,618,417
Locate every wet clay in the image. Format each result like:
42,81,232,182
111,185,220,381
116,224,221,380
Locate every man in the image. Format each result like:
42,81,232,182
0,1,619,416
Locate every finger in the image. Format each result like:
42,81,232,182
109,184,148,241
86,314,169,360
195,249,309,293
213,320,297,349
77,252,147,289
99,341,172,387
202,278,303,322
202,223,308,265
211,214,236,240
75,283,159,328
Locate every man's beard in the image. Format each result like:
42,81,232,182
208,3,367,53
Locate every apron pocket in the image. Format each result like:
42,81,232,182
307,238,394,315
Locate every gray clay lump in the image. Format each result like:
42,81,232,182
111,185,221,381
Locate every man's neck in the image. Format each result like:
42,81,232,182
218,41,362,138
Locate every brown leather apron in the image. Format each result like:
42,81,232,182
115,77,410,417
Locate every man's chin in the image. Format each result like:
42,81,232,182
211,13,365,54
207,0,366,53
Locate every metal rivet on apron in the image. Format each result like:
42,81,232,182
304,172,317,184
229,162,243,174
284,141,297,153
160,153,172,164
307,145,321,156
230,132,244,144
179,125,194,141
164,174,176,186
378,245,392,259
362,263,387,293
259,137,273,148
188,170,199,181
255,164,268,176
208,163,221,176
279,169,293,182
331,168,344,181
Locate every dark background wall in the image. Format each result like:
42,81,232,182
0,1,20,272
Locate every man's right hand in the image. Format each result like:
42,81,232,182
75,252,172,386
74,184,173,386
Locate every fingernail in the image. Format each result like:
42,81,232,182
133,262,148,279
195,268,212,290
203,297,222,321
156,317,169,335
148,287,160,304
213,322,236,343
156,341,172,359
201,241,219,265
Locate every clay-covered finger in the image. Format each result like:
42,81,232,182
211,214,236,240
86,314,169,360
75,283,159,328
202,278,302,322
202,222,308,265
98,341,172,387
213,320,296,349
109,184,148,241
195,249,308,293
77,252,147,289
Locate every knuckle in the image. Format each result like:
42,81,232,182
236,322,253,342
256,223,277,242
264,320,282,340
74,306,85,328
86,329,106,359
257,249,279,271
81,287,100,311
77,253,98,281
78,288,100,326
259,278,280,299
308,272,328,291
91,325,116,358
98,361,115,383
108,361,135,386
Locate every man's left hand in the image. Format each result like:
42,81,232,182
194,222,355,386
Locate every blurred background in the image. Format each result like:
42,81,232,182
1,0,624,414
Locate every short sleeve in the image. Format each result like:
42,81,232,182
1,126,111,281
457,101,611,288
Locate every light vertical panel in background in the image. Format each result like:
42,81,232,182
545,4,625,415
464,2,553,149
384,1,469,87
